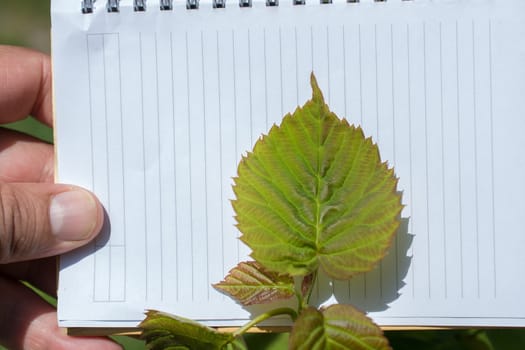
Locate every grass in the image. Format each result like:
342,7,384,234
2,117,53,143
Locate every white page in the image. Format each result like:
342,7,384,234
52,0,525,327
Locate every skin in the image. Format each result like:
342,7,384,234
0,45,122,350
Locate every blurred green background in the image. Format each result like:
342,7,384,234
1,1,525,349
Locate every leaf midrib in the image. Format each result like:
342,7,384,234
314,106,323,252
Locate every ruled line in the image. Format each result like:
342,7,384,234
200,30,210,299
216,29,226,285
373,23,383,298
423,22,431,299
406,23,415,298
184,31,195,301
488,19,496,298
169,31,179,301
263,28,269,130
310,25,314,72
374,24,379,144
117,33,127,302
154,32,164,301
358,23,363,125
390,23,399,293
295,27,299,107
139,32,149,300
102,34,111,301
455,20,465,298
342,25,348,121
326,25,331,104
86,34,97,303
279,26,284,118
102,36,110,248
231,30,240,262
439,22,447,299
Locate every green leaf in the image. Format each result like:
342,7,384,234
140,310,236,350
213,261,295,306
232,73,402,279
289,305,391,350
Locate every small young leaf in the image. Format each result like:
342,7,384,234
289,305,391,350
213,261,295,306
232,73,402,280
140,310,235,350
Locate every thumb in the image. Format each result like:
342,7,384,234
0,183,103,264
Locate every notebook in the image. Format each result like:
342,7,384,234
51,0,525,329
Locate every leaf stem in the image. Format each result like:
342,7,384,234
232,307,298,337
295,288,304,313
305,270,317,306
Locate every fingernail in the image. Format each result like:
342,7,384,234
49,189,99,241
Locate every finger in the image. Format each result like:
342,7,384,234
0,128,54,183
0,45,52,126
0,257,57,297
0,277,122,350
0,183,104,264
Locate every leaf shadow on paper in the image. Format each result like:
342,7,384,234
311,216,413,312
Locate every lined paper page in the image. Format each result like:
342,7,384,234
52,0,525,327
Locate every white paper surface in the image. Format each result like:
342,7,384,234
52,0,525,328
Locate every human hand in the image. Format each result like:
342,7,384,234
0,46,122,350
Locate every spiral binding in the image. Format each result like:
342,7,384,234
106,0,119,12
187,0,199,9
160,0,174,9
135,0,147,11
81,0,408,13
213,0,226,8
81,0,95,13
